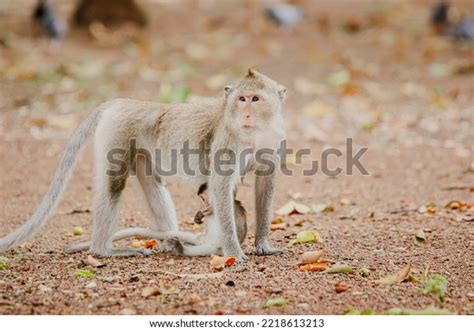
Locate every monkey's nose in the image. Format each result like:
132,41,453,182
245,114,250,118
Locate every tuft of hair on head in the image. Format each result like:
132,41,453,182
246,68,257,78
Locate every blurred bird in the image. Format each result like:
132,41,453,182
264,3,304,29
430,1,474,41
33,0,67,42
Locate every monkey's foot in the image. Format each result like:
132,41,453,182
255,242,286,256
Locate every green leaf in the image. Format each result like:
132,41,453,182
74,269,94,278
424,274,448,302
358,268,370,277
0,256,8,270
343,307,375,315
324,264,354,274
342,307,360,315
288,230,323,246
263,297,287,308
361,309,375,315
386,306,452,315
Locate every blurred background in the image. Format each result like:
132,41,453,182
0,0,472,145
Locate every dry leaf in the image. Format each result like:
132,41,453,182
73,226,84,236
301,250,325,264
324,264,354,274
272,217,284,224
444,200,471,211
141,286,160,298
271,222,287,231
339,198,351,206
289,229,323,246
298,261,328,272
276,201,311,216
376,263,411,284
312,203,335,213
210,255,236,270
415,229,426,242
84,255,105,268
144,240,158,248
334,282,348,293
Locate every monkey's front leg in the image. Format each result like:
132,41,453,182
210,175,247,262
255,173,285,255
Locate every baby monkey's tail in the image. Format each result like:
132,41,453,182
0,107,103,252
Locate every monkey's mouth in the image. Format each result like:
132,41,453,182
241,125,254,133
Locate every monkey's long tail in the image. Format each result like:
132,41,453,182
0,107,103,252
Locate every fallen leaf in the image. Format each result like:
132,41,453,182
444,200,471,211
84,255,106,268
358,268,370,277
418,203,436,214
299,261,329,272
343,307,375,315
424,274,448,302
276,201,311,216
0,256,8,270
288,229,323,246
74,269,94,278
263,297,287,308
141,286,160,298
73,226,84,236
386,306,452,315
415,229,426,242
376,263,411,284
272,217,284,224
144,240,158,248
311,203,335,213
210,255,236,270
270,222,287,231
339,198,351,206
324,264,354,274
301,250,325,264
334,282,348,293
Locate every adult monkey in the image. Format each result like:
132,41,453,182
0,69,287,262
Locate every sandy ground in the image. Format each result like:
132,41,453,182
0,0,473,314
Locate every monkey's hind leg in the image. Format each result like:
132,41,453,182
136,157,179,232
89,150,151,257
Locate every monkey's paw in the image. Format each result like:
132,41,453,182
255,242,286,256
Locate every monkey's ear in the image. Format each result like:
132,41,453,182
224,85,233,96
278,85,287,101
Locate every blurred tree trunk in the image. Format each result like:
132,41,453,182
73,0,146,28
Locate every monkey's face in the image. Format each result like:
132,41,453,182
225,70,287,139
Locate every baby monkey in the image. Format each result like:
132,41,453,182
68,183,247,256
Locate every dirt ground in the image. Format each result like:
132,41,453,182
0,0,473,315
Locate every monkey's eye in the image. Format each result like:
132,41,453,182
239,96,246,102
252,96,259,102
